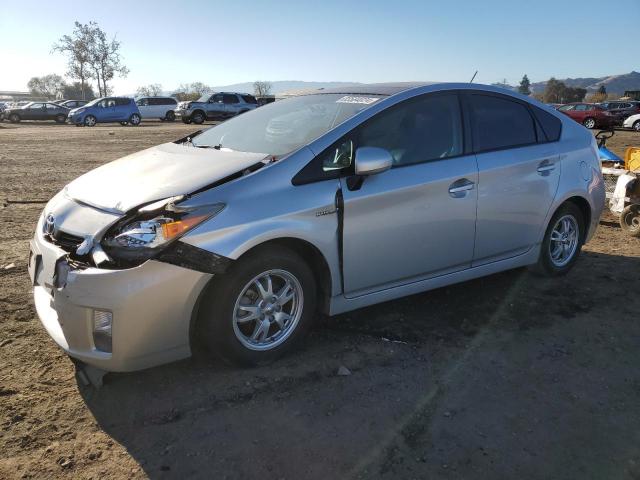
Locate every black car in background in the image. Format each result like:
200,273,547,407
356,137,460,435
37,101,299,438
599,101,640,125
4,102,69,123
58,99,88,109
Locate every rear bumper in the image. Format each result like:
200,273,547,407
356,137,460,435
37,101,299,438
30,228,212,372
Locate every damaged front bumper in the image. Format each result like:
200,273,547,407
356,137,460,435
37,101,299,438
29,226,213,372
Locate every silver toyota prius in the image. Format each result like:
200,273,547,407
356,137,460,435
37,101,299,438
29,83,605,372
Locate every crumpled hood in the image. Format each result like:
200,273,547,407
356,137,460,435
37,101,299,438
65,142,267,213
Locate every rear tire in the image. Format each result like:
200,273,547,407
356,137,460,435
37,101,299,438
9,113,20,123
120,121,128,126
197,246,317,366
182,118,192,124
583,117,596,129
620,205,640,237
55,114,66,124
129,113,141,126
529,202,584,276
633,120,640,132
165,110,176,122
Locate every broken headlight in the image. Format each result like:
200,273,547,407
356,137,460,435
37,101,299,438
102,199,224,263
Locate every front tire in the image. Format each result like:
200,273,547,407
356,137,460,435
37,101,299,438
620,205,640,237
55,114,66,124
633,120,640,132
9,113,20,123
198,246,317,366
84,115,96,127
583,117,596,129
530,202,584,276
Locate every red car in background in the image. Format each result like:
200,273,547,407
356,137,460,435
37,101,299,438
557,103,615,129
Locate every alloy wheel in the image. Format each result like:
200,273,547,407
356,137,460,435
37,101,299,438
84,115,96,127
634,121,640,132
549,215,579,267
232,269,304,351
584,118,596,129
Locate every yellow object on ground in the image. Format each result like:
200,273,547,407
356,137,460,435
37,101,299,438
625,147,640,172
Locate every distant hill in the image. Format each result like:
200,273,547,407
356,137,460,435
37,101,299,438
529,71,640,94
210,80,362,95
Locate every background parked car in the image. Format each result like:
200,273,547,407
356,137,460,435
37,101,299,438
598,101,640,126
4,102,69,123
176,92,258,124
58,99,88,109
67,97,141,127
622,113,640,132
135,96,178,121
557,102,615,129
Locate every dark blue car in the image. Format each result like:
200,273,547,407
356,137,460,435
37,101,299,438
67,97,141,127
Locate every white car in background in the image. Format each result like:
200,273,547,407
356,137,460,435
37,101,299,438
135,96,178,121
623,113,640,132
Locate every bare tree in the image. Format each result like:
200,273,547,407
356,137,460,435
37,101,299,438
27,74,67,99
136,84,163,97
253,81,272,97
52,22,94,99
174,82,212,101
90,24,129,96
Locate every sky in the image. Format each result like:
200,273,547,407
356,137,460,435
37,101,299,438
0,0,638,94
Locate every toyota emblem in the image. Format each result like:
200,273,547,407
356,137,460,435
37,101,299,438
43,213,55,236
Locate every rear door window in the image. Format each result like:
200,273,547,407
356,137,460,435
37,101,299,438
115,98,131,106
467,94,537,152
223,94,239,104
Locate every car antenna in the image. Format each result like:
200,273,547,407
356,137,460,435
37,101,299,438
469,71,478,83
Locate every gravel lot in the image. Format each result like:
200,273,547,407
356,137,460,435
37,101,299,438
1,121,639,479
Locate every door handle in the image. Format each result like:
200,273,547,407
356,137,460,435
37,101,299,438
537,160,556,175
448,179,475,198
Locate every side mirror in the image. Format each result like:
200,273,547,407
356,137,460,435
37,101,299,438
354,147,393,176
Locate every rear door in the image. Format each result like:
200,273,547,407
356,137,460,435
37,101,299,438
339,92,478,295
207,94,225,119
464,92,561,265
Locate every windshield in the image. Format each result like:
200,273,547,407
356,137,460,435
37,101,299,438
192,93,385,156
197,94,211,102
84,98,103,107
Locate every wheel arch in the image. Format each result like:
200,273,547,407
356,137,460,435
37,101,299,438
235,237,333,314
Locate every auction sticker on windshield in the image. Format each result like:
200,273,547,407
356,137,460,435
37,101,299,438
336,96,380,105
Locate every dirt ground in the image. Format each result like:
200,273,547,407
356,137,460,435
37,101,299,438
1,121,639,480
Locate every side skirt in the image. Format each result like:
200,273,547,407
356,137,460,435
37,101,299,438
328,247,539,315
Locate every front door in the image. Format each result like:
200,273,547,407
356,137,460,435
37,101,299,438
207,94,226,119
338,93,478,295
464,92,561,265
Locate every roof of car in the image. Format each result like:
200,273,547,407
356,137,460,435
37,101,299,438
289,82,436,97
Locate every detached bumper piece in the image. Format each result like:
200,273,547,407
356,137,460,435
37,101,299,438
157,241,232,274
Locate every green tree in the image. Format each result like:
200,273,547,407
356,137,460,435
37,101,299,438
63,82,96,100
27,74,67,99
543,77,565,103
518,74,531,95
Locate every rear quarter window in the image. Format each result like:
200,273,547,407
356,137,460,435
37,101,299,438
531,105,562,142
241,95,258,104
115,98,132,106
